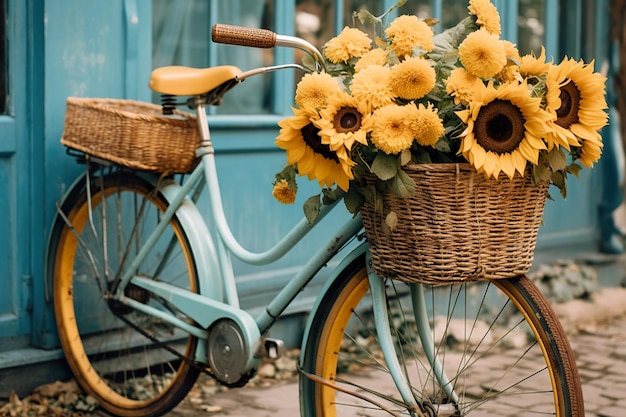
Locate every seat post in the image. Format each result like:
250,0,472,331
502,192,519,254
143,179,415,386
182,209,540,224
193,100,214,157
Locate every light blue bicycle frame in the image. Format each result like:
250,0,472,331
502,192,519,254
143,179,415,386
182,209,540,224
103,100,455,413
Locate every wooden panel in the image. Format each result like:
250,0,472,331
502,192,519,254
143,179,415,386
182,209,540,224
0,0,6,115
0,158,14,320
0,0,31,350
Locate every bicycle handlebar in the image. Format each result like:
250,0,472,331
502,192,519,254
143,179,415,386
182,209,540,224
212,24,277,49
211,23,326,71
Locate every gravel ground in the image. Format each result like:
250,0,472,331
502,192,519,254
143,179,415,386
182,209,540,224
0,351,300,417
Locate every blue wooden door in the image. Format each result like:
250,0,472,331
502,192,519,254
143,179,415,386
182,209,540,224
0,0,38,350
34,0,615,352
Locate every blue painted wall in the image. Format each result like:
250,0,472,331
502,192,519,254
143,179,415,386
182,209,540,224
0,0,620,366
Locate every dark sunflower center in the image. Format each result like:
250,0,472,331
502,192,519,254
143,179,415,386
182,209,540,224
474,99,526,154
555,80,580,129
333,106,362,133
301,122,339,162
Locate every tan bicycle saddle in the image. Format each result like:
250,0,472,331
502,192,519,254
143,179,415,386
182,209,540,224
149,65,242,96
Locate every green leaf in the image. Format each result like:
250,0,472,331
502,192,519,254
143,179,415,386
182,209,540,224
412,146,433,164
400,149,412,166
371,152,399,181
433,137,452,153
567,163,582,178
303,195,321,224
358,183,376,202
385,211,398,231
275,164,298,192
429,16,475,60
300,54,317,72
344,187,366,214
322,187,343,205
354,8,378,25
389,169,415,198
547,148,568,171
532,163,551,184
551,170,567,199
423,17,439,27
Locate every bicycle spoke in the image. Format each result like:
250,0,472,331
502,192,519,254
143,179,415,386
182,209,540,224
52,170,201,416
301,263,582,416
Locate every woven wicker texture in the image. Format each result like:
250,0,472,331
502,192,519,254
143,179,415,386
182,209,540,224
360,163,549,285
61,97,200,173
211,24,277,48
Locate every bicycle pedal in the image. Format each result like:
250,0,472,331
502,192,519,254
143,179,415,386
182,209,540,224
264,338,285,359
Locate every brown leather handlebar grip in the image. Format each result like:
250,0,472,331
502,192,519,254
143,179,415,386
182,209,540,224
211,24,277,48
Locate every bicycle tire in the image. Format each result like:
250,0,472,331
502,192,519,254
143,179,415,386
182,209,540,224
50,169,201,417
299,256,584,416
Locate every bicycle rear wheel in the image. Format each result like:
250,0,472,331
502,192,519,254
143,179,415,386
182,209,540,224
49,168,201,417
300,257,584,416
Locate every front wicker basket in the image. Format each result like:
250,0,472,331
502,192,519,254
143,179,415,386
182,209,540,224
360,163,549,285
61,97,200,173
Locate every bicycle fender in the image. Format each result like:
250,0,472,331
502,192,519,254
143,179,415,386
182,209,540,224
150,176,224,303
299,241,368,360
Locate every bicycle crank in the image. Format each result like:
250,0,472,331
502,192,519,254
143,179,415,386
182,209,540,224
207,318,256,387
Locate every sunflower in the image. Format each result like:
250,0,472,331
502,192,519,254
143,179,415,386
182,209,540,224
502,40,521,63
324,26,372,64
349,65,394,113
411,103,445,146
495,40,521,83
468,0,501,35
370,104,418,154
519,47,551,77
546,57,608,164
385,15,434,58
541,63,580,150
458,29,507,79
577,137,603,168
272,179,297,204
315,92,371,153
445,67,485,105
389,56,436,100
275,107,355,191
354,48,388,73
456,81,552,179
295,72,344,112
496,65,520,84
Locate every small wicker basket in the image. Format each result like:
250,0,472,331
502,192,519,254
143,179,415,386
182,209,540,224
360,163,549,285
61,97,200,173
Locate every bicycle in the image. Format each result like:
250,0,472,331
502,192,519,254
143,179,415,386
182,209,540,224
46,24,584,417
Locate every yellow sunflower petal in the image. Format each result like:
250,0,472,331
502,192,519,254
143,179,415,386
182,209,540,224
370,104,417,154
385,14,434,58
468,0,502,35
482,152,500,178
354,48,388,73
350,65,394,113
411,103,445,146
324,26,372,64
389,56,436,100
446,68,485,105
498,153,517,179
295,72,344,112
458,30,507,79
570,124,602,143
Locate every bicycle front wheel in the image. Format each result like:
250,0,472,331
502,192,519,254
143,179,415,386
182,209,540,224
49,169,201,417
300,258,583,416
